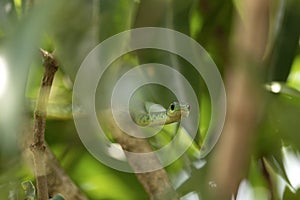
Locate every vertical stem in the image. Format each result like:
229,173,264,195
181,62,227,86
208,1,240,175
30,49,58,200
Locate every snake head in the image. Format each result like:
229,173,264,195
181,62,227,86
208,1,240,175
166,102,190,118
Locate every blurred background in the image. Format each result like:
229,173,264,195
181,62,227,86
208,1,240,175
0,0,300,199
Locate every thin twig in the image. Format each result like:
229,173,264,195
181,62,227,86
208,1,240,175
44,142,88,199
30,48,58,200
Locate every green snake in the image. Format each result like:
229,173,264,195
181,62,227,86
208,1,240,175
131,101,190,126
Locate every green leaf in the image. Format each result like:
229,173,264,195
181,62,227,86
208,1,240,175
267,0,300,81
283,187,300,200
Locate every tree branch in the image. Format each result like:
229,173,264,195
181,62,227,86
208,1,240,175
209,0,270,198
102,110,179,200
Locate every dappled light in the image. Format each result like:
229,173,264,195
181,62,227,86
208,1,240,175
0,56,8,97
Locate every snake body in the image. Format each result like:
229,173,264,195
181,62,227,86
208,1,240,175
131,102,190,126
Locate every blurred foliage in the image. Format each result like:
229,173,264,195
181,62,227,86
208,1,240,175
266,0,300,81
0,0,300,199
21,180,35,200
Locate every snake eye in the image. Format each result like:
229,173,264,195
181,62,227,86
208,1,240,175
170,103,175,111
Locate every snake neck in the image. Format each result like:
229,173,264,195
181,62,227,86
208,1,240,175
133,111,168,126
133,111,182,127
